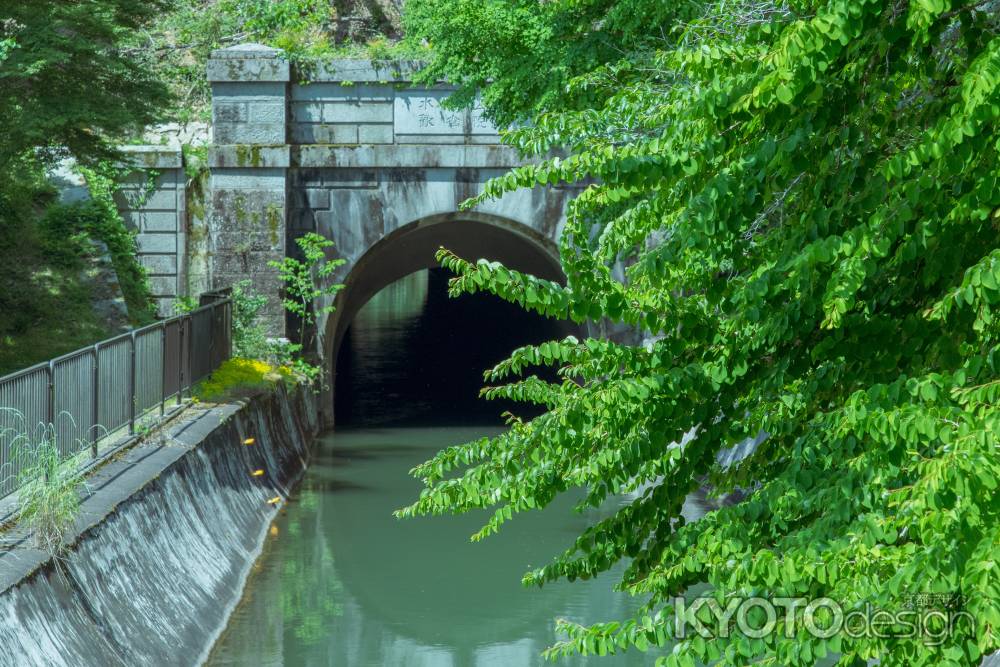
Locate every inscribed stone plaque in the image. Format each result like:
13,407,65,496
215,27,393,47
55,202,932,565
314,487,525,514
394,91,466,136
470,103,499,136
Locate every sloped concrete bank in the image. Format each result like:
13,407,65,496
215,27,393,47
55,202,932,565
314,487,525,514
0,387,318,666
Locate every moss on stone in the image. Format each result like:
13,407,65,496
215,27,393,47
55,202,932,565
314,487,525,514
265,203,282,246
234,145,262,168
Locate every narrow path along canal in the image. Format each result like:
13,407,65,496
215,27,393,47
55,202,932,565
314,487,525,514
207,269,709,666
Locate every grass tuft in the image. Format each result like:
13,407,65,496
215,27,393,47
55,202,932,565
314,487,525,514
16,438,82,554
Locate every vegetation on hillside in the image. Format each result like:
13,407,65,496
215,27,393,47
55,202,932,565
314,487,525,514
399,1,1000,665
0,163,153,375
1,0,409,374
0,0,168,172
0,0,166,374
125,0,419,121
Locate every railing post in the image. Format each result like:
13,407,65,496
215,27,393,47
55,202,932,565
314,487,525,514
128,331,137,435
214,302,222,368
46,360,55,430
226,299,233,361
91,345,99,458
178,316,186,401
213,303,220,368
160,322,167,417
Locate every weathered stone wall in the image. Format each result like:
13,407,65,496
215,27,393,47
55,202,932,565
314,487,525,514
113,147,187,316
287,60,500,146
203,44,572,339
288,153,572,270
207,46,292,332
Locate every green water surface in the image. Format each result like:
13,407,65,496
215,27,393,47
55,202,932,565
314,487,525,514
207,426,678,666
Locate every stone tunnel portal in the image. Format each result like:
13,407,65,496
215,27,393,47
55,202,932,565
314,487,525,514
327,214,577,426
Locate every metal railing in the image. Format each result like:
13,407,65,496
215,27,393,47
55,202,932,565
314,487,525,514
0,295,232,499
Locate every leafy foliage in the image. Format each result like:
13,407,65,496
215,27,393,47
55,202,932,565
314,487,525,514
125,0,416,120
172,296,199,316
403,0,700,125
400,1,1000,665
0,0,168,171
269,233,345,354
0,0,163,372
0,164,114,374
231,279,271,360
230,259,334,387
70,164,157,325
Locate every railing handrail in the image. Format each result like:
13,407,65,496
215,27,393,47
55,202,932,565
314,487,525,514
0,296,234,501
0,299,230,385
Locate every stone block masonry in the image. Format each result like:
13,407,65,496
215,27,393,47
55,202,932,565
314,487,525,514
208,45,292,335
288,75,501,148
201,45,511,335
114,147,186,317
113,44,569,343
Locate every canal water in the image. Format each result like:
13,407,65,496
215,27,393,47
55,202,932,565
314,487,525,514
208,270,696,666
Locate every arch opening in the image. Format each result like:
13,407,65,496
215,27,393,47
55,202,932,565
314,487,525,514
327,214,576,426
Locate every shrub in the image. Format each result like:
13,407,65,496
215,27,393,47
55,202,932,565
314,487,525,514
193,357,296,403
231,280,270,360
0,161,116,373
269,232,345,354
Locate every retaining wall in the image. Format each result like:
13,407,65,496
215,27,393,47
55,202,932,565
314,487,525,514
0,387,318,666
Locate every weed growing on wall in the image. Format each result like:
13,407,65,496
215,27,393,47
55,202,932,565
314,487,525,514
172,295,199,315
228,278,326,387
269,232,345,355
16,439,82,555
231,279,271,359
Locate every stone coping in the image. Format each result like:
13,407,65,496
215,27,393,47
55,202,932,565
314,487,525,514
304,59,424,83
208,44,290,82
203,144,568,170
118,145,183,169
209,144,292,169
292,143,524,169
208,44,426,84
124,142,562,172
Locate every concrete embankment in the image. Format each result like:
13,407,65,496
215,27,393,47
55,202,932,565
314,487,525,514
0,387,318,666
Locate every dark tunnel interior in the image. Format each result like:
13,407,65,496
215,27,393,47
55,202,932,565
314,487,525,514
333,267,570,426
